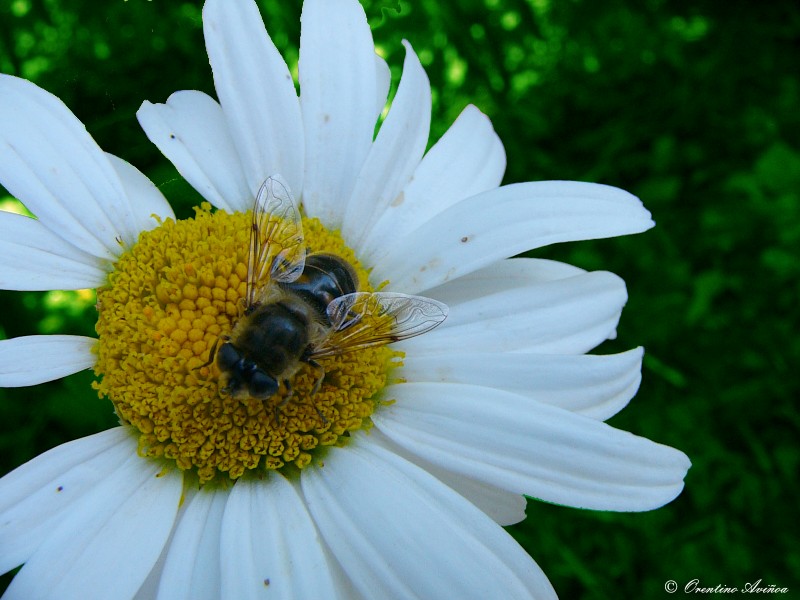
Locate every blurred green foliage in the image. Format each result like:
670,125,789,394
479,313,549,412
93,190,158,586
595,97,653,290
1,0,798,597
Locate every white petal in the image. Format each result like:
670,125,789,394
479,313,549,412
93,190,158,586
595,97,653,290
0,210,108,291
302,436,556,600
342,41,431,250
421,257,586,306
156,488,227,600
0,74,139,258
137,487,200,600
134,552,167,600
220,476,339,600
370,429,527,526
431,469,528,526
137,91,249,213
0,427,133,575
399,348,644,420
105,152,175,232
362,104,506,262
372,180,654,293
399,270,627,355
0,335,96,386
374,53,391,122
3,453,183,600
203,0,304,201
299,0,376,227
373,382,691,511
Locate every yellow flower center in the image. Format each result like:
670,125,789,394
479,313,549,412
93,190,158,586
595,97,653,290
93,205,397,483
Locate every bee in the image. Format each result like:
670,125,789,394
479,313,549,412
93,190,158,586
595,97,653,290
214,176,448,406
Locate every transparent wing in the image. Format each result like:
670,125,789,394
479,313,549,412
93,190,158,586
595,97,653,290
246,176,305,308
310,292,449,359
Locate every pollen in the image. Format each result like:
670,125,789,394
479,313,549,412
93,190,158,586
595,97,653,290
93,204,397,483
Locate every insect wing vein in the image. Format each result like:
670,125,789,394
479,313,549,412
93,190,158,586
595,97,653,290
246,176,306,308
311,292,448,359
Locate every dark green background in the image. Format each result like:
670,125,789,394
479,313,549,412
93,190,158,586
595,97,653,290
1,0,798,598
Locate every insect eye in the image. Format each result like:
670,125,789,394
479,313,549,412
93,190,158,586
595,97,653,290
248,371,278,400
217,342,241,370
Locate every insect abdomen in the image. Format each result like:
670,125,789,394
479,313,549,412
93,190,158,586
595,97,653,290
280,253,358,322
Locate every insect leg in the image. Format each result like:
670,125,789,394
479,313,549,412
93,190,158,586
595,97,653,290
195,335,227,370
273,379,294,425
339,310,363,331
303,359,326,396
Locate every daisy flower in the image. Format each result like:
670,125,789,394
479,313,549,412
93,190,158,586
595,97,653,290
0,0,690,598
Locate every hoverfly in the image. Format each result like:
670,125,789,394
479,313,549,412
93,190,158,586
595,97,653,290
214,176,448,405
